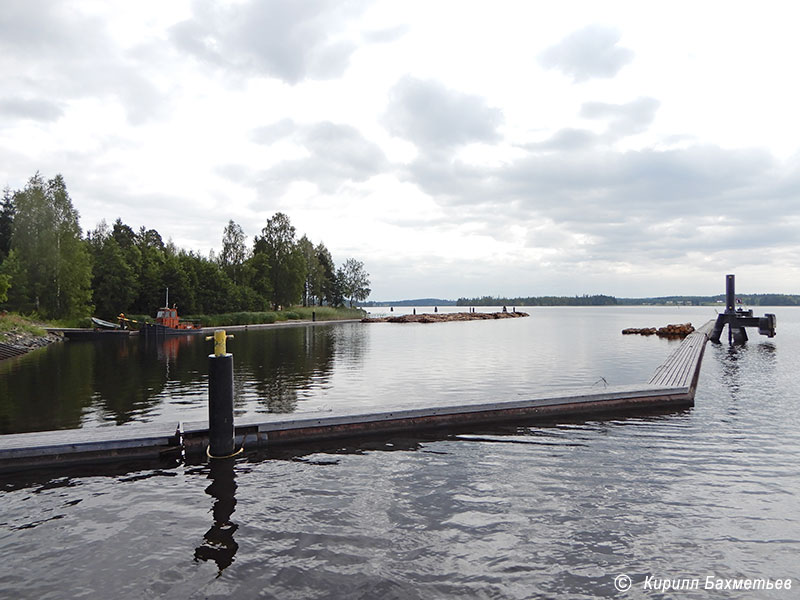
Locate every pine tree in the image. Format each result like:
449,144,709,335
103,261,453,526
0,186,16,262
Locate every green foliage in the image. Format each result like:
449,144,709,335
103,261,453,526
184,306,363,327
0,312,48,342
0,187,15,262
219,220,248,285
4,173,92,319
1,175,370,319
316,243,340,306
186,312,278,327
339,258,371,307
292,306,365,320
298,234,322,306
88,227,137,318
254,212,306,309
0,249,28,309
0,273,10,304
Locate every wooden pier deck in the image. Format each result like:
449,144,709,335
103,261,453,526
1,320,715,472
0,423,180,471
648,321,714,394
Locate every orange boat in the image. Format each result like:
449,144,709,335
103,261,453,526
141,289,203,336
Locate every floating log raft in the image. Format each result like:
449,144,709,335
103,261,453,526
622,323,695,338
363,311,528,323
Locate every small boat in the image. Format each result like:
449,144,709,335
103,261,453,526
141,289,203,337
91,317,122,329
58,317,134,340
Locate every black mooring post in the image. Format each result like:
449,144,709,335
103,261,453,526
208,354,235,457
207,330,236,458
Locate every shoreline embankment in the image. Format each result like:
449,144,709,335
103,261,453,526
0,314,63,360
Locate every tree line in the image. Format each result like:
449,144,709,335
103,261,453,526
617,294,800,306
458,294,800,307
457,294,619,306
0,173,371,320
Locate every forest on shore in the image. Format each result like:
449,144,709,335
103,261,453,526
0,172,371,322
457,295,618,306
457,294,800,307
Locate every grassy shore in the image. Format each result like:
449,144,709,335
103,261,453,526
0,312,57,350
160,306,365,328
2,306,364,341
0,312,47,342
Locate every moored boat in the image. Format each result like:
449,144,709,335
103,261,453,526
140,289,203,336
141,305,202,336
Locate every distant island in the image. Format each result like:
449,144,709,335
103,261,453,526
362,294,800,307
360,298,458,307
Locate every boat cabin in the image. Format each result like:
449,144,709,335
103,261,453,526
156,307,182,329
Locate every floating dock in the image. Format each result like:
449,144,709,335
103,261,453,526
1,321,714,472
0,423,180,471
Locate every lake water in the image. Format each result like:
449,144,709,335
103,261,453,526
1,306,799,598
2,306,711,434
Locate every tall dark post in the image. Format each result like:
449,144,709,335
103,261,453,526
206,330,237,458
724,274,744,343
725,274,736,313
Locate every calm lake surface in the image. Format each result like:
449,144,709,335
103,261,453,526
1,306,799,598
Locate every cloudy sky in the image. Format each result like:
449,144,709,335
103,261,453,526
2,0,800,300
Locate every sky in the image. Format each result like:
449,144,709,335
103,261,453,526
2,0,800,300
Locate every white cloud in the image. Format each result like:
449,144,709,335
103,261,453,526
170,0,369,84
2,0,800,300
539,25,634,82
384,76,503,151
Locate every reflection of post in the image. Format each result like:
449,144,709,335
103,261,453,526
194,458,238,573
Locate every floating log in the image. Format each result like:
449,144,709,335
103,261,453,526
622,323,694,338
362,311,529,323
622,327,657,336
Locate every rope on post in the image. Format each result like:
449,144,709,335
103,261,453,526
206,445,244,460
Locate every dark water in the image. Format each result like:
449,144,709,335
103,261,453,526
4,307,707,434
1,307,799,598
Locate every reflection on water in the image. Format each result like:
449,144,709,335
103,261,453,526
1,307,799,598
2,307,795,437
718,341,778,403
194,458,238,574
1,324,349,434
0,341,96,433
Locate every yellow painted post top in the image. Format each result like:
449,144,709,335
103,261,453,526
205,330,234,356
